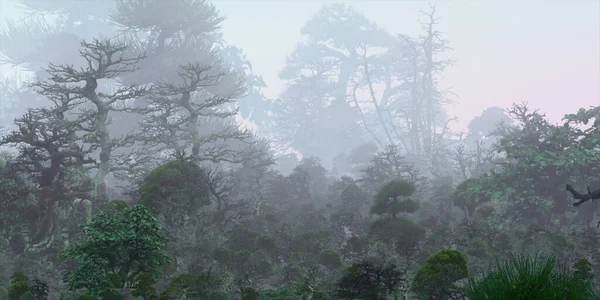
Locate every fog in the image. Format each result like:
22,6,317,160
0,1,599,299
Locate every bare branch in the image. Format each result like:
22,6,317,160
567,184,600,207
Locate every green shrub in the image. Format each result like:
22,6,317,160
465,254,599,300
7,282,29,300
411,249,468,299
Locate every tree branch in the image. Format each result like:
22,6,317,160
567,184,600,206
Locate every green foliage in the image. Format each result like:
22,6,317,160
60,204,171,296
452,178,487,218
477,105,600,225
572,258,594,282
29,279,49,300
227,226,260,252
157,272,227,300
0,165,31,243
5,272,34,300
336,260,404,300
234,250,272,278
370,217,425,250
74,294,101,300
98,289,124,300
211,247,232,264
255,234,278,254
411,249,468,299
8,273,27,285
130,272,157,300
138,160,210,229
474,204,495,219
371,180,418,218
242,288,260,300
289,230,331,259
466,238,490,258
258,285,298,300
465,254,599,300
317,249,341,269
102,200,129,213
343,236,368,257
283,265,303,283
7,282,29,300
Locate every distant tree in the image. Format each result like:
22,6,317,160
371,180,419,218
157,272,227,300
370,179,425,268
29,38,148,199
138,159,210,232
136,62,253,165
359,144,425,194
111,0,268,174
465,107,513,146
452,178,489,218
266,3,391,165
331,181,368,233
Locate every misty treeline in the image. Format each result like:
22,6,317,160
0,1,598,299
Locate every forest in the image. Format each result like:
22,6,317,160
0,1,599,299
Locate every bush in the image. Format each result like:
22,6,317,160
465,254,599,300
411,249,468,299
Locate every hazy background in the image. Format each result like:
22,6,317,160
1,0,599,132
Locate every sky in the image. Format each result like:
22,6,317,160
214,0,600,131
1,0,599,133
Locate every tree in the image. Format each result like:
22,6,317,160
371,180,418,218
567,185,600,207
478,104,600,227
361,4,456,176
136,62,252,164
265,3,393,166
32,38,148,199
111,0,268,173
336,260,405,300
138,159,210,232
0,0,117,130
452,178,489,218
60,204,171,296
157,272,227,300
411,249,468,299
370,179,425,268
0,89,95,248
359,144,426,195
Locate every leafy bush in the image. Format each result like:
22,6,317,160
411,249,468,299
336,260,404,300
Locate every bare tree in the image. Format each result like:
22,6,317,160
138,61,254,164
36,38,148,198
0,89,95,249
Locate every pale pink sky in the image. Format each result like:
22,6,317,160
215,0,600,131
1,1,599,132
